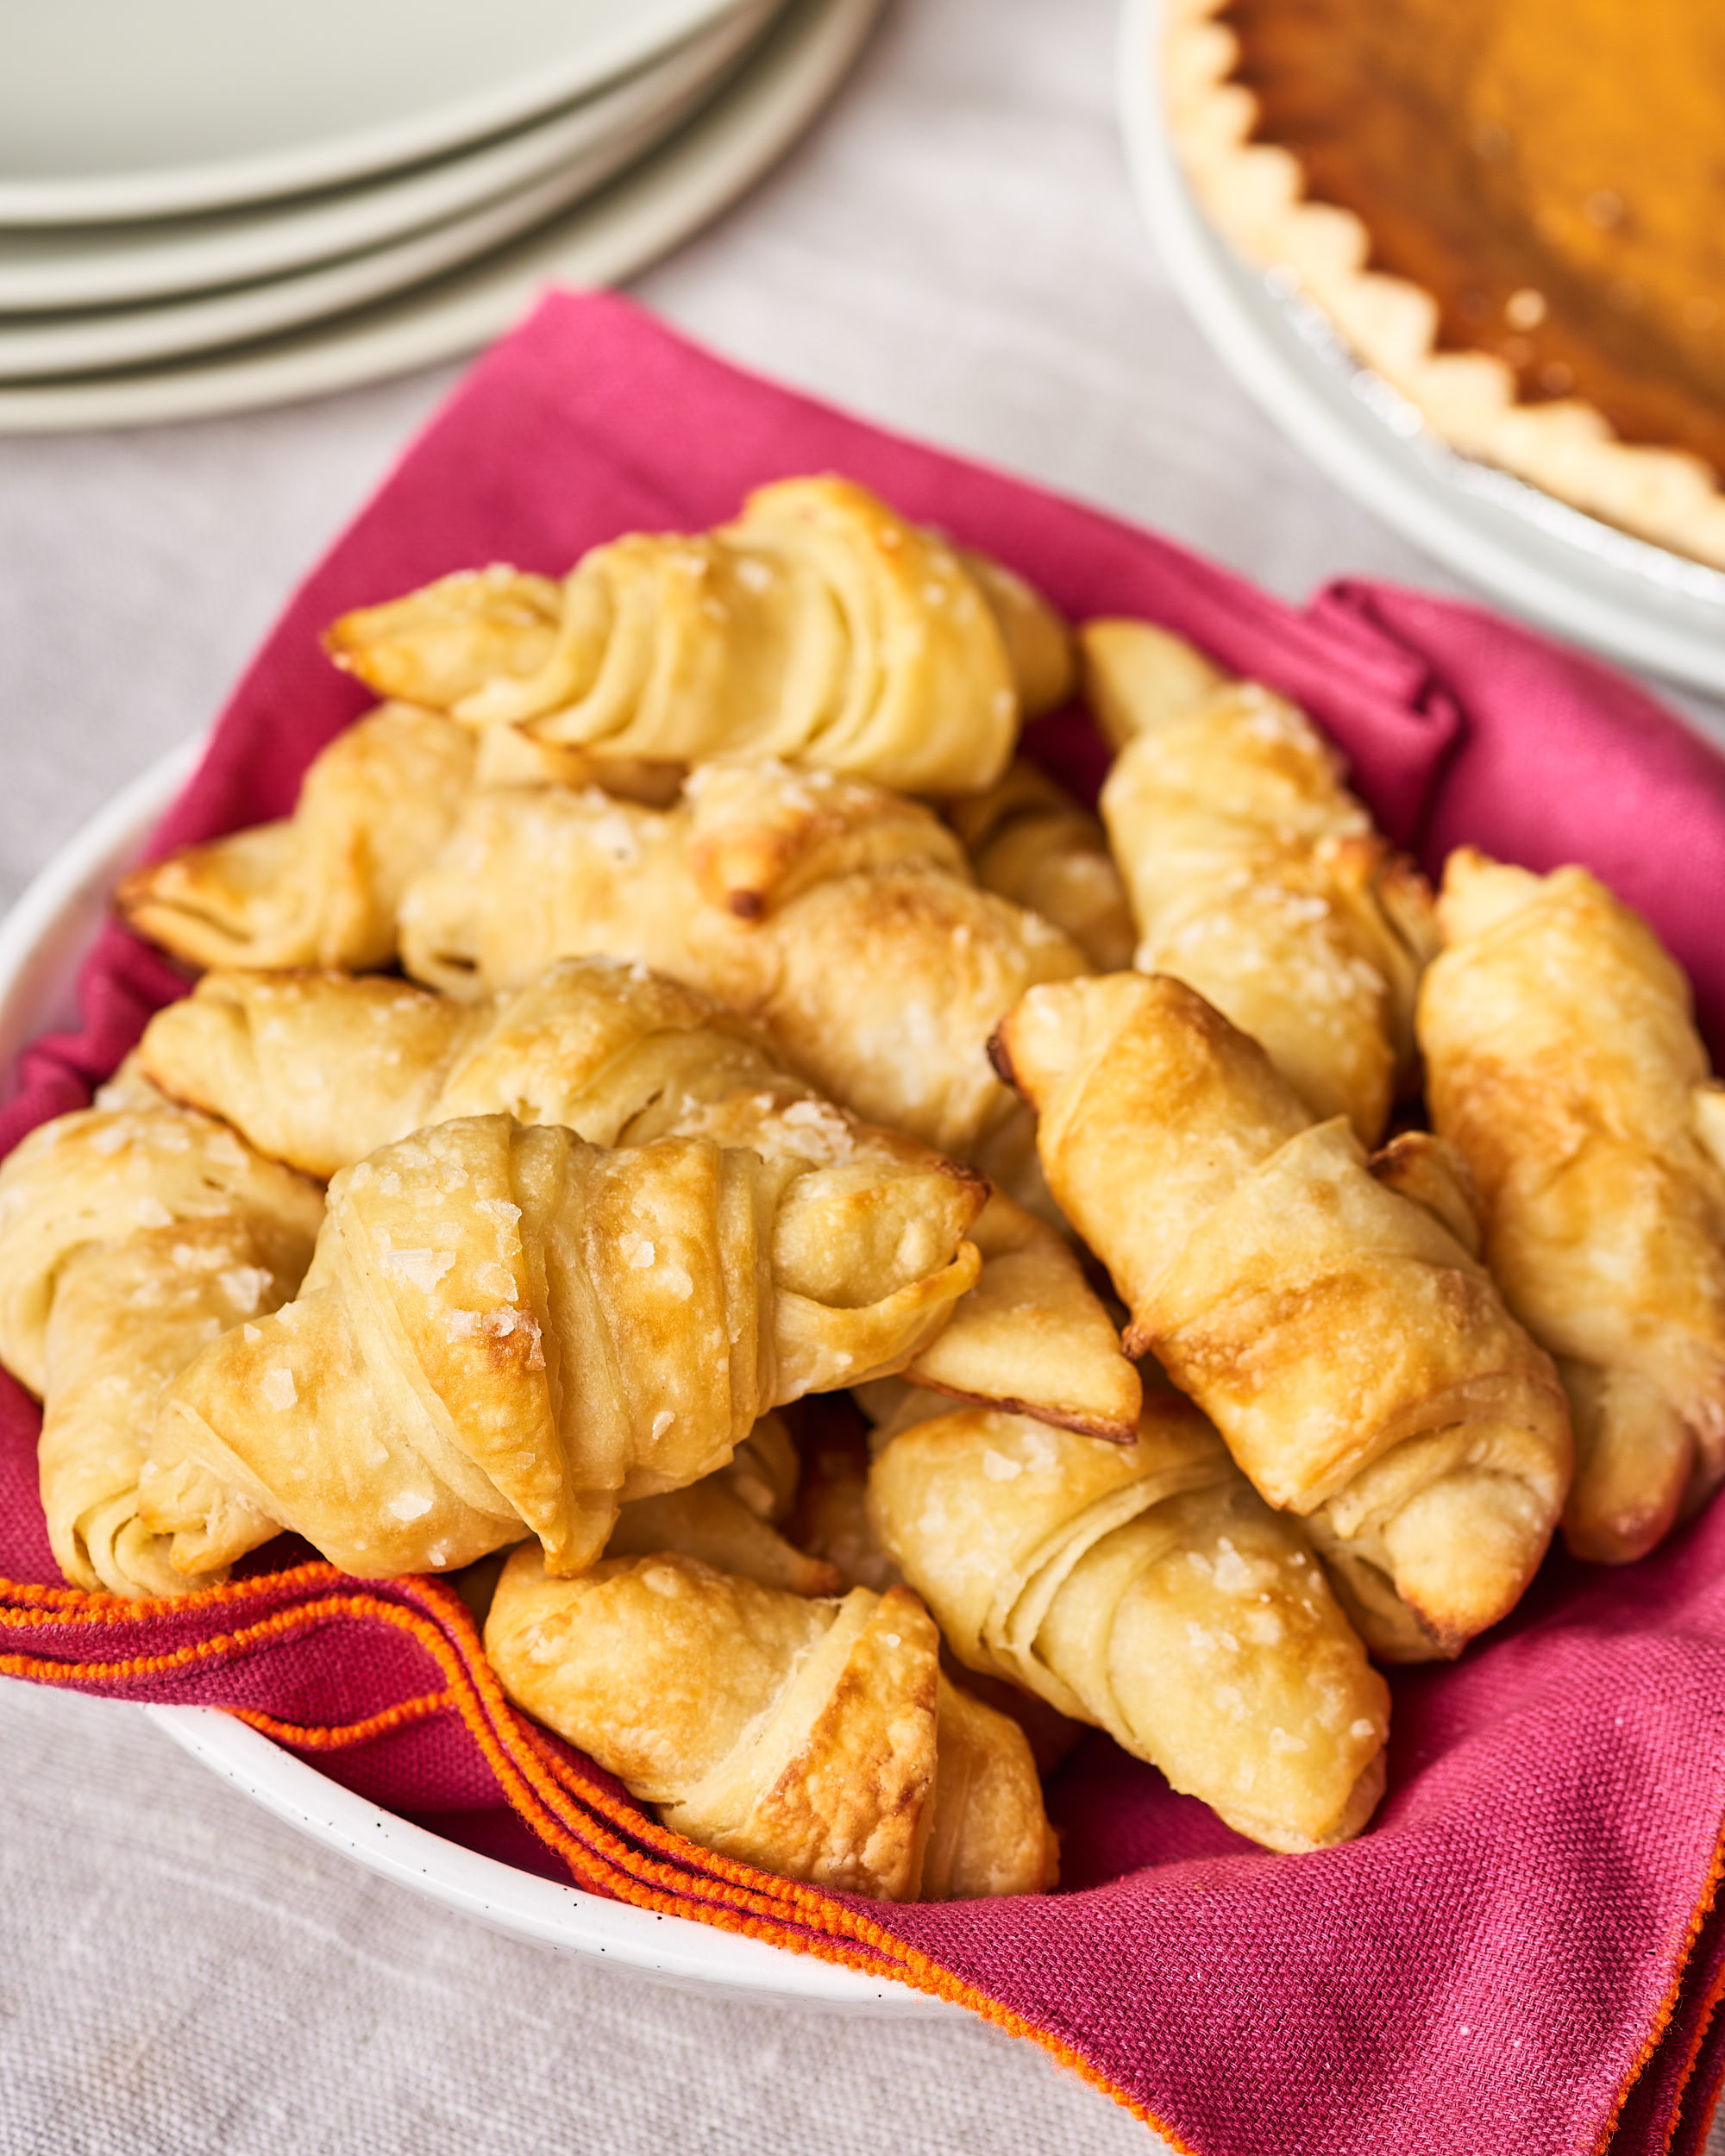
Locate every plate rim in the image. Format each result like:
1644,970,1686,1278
1114,0,1725,701
0,2,779,316
0,733,944,2013
0,4,775,385
0,0,882,436
0,0,760,228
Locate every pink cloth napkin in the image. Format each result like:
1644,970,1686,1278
6,289,1725,2156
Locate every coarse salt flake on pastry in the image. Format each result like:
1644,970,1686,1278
485,1545,1057,1901
140,1112,982,1584
323,476,1075,797
993,970,1572,1662
1085,618,1436,1147
1421,847,1725,1564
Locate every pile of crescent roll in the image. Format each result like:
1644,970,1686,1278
7,474,1722,1904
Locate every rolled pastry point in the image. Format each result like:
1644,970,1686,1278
994,972,1571,1659
1085,618,1436,1145
141,970,486,1181
1079,619,1228,750
396,758,1091,1161
142,1115,982,1583
792,1395,1088,1775
141,955,1132,1445
900,1191,1142,1441
116,705,476,974
944,759,1136,973
955,551,1076,722
1421,847,1725,1563
606,1414,840,1596
485,1545,1057,1901
325,478,1074,796
867,1400,1389,1852
0,1098,324,1595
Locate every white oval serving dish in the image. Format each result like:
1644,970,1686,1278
1116,0,1725,701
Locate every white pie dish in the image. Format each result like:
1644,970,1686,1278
1116,0,1725,701
0,735,947,2011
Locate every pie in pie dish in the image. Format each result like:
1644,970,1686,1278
1163,0,1725,568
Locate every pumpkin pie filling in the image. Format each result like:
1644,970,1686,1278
1171,0,1725,561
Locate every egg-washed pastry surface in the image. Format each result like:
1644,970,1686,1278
944,759,1136,974
866,1393,1389,1852
605,1411,839,1597
116,705,476,975
1086,620,1435,1148
140,957,1139,1441
995,972,1572,1662
0,1094,324,1597
393,758,1089,1169
324,476,1074,798
1421,849,1725,1564
139,1111,982,1583
486,1544,1057,1902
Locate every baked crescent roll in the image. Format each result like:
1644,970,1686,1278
865,1396,1389,1852
944,758,1136,973
485,1546,1058,1901
0,1097,323,1595
136,959,805,1184
323,476,1074,797
1421,849,1725,1563
606,1413,840,1596
116,705,477,975
397,761,1089,1168
994,973,1572,1660
1084,620,1435,1146
140,1113,982,1583
789,1397,1088,1774
139,958,1138,1439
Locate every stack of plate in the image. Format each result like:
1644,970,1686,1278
0,0,879,434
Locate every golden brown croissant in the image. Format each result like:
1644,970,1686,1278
1084,620,1435,1145
323,477,1074,797
606,1413,840,1596
994,973,1572,1660
0,1096,323,1595
139,957,1138,1439
1421,849,1725,1563
866,1394,1389,1852
116,705,477,974
398,761,1090,1166
787,1397,1088,1774
136,958,802,1183
944,758,1136,972
140,1112,982,1583
485,1545,1058,1901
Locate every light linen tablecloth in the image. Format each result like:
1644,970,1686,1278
3,3,1721,2150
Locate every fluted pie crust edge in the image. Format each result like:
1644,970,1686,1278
1160,0,1725,572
